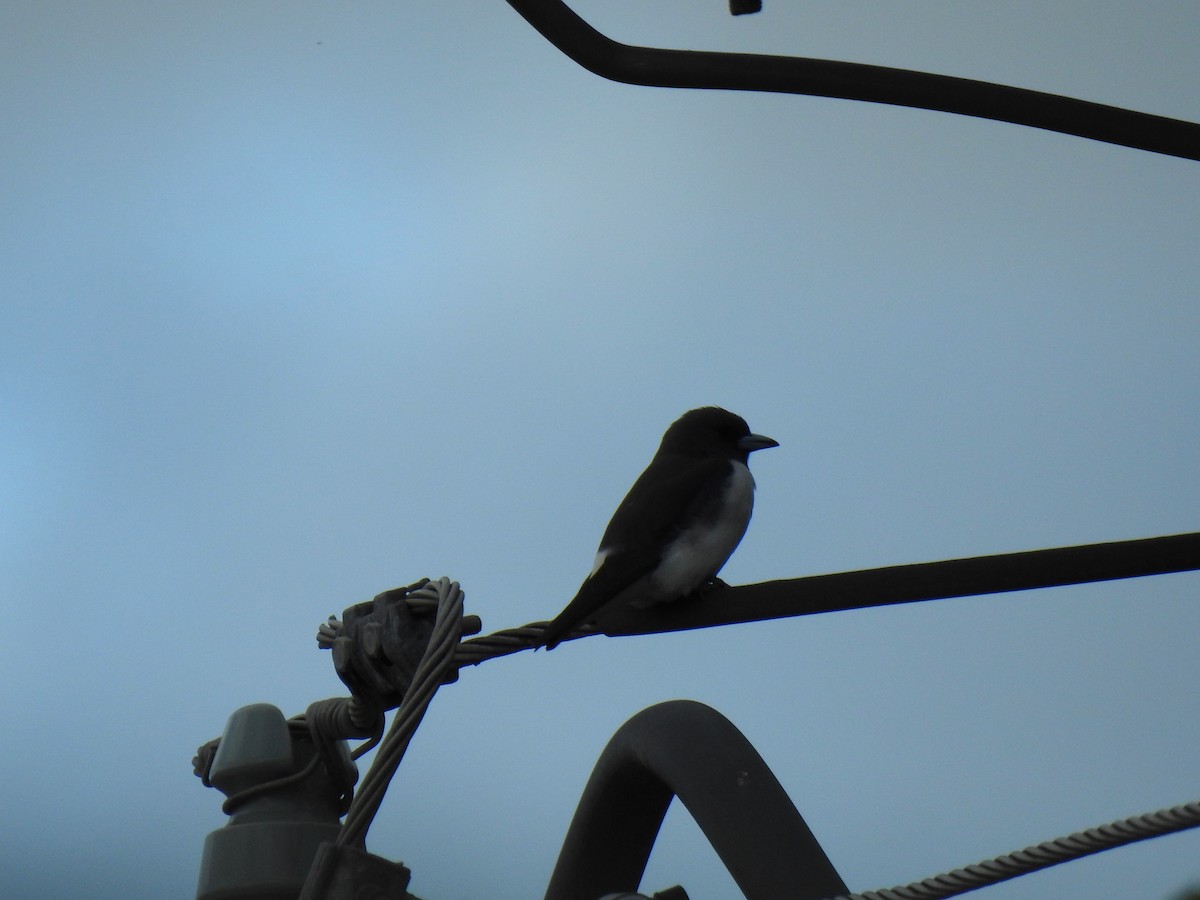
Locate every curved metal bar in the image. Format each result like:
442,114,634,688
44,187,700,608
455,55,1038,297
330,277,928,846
545,700,848,900
505,0,1200,161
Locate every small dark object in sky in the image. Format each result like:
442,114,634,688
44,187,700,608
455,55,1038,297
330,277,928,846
730,0,762,14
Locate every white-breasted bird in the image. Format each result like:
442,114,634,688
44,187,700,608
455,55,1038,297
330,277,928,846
542,407,778,649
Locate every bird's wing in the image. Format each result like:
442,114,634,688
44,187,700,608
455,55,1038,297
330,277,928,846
599,455,732,554
541,457,731,648
540,544,659,648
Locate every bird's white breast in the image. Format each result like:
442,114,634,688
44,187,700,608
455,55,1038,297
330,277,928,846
649,461,755,599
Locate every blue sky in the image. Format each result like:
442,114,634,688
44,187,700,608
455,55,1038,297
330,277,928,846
2,2,1198,898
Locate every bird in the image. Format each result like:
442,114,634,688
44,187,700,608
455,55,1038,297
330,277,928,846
541,407,778,649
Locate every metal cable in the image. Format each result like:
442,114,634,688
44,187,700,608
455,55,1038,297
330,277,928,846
455,534,1200,659
218,742,324,816
344,534,1200,886
337,576,464,848
454,619,560,666
826,799,1200,900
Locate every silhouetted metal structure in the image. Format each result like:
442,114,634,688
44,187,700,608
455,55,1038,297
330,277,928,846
197,528,1200,898
505,0,1200,161
545,700,847,900
603,531,1200,636
195,5,1200,898
451,532,1200,658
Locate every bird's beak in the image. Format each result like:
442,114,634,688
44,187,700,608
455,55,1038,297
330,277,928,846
738,433,779,452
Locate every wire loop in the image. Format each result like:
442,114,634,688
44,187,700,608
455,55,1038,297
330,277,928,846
336,577,464,847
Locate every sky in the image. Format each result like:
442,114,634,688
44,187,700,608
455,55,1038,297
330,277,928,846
2,1,1198,898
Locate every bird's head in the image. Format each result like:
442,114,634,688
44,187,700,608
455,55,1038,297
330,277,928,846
661,407,779,462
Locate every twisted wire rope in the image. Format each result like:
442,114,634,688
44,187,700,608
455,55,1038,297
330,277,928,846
454,619,571,666
825,799,1200,899
336,576,464,848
